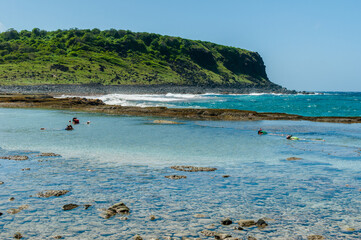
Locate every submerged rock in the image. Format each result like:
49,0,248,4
103,202,130,219
0,212,3,216
134,235,143,240
237,219,256,227
214,233,232,240
200,230,217,237
170,165,217,172
21,168,30,171
37,190,69,198
62,204,79,211
9,197,15,201
153,120,182,124
307,235,325,240
165,175,187,180
221,217,233,225
255,219,268,228
149,215,156,220
286,157,303,161
0,181,4,185
14,232,23,239
222,175,230,178
7,205,29,214
0,155,28,161
37,152,61,157
193,214,207,218
84,204,92,210
248,237,257,240
53,236,62,239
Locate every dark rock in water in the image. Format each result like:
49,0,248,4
287,157,303,161
9,197,15,201
248,237,257,240
307,235,325,240
133,235,143,240
233,226,244,230
62,204,79,211
149,215,156,220
221,217,233,225
165,175,187,180
255,219,268,228
37,152,61,157
0,181,4,185
238,219,256,227
103,202,130,219
170,165,217,172
0,155,29,161
21,168,30,171
7,205,29,214
53,236,62,239
0,212,3,216
214,233,232,240
222,175,230,178
84,204,92,210
37,190,69,198
14,232,23,239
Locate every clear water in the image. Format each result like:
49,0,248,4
0,108,361,239
62,92,361,117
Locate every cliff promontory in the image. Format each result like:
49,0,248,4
0,28,283,91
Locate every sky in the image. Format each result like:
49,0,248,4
0,0,360,91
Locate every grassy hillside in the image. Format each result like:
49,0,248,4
0,28,276,87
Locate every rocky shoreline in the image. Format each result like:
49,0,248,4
0,84,297,95
0,94,360,123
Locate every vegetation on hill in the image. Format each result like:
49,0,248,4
0,28,276,87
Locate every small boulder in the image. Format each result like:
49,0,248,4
193,214,207,218
0,181,4,185
103,202,130,219
149,215,156,220
62,204,79,211
37,190,69,198
221,218,233,225
0,155,28,161
200,230,217,237
248,237,257,240
53,236,62,239
233,226,244,230
238,219,256,227
165,175,187,180
286,157,303,161
0,212,3,216
215,233,232,240
153,120,181,124
21,168,30,171
9,197,15,201
222,175,230,178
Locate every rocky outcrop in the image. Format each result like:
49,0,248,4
37,153,61,157
62,204,79,211
0,155,28,160
165,175,187,180
102,202,130,219
286,157,303,161
238,219,256,227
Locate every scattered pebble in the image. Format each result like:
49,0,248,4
119,216,128,220
53,236,62,239
21,168,30,171
248,236,257,240
9,197,15,201
0,181,4,185
134,235,143,240
233,226,244,230
222,175,230,178
149,215,156,220
170,165,217,172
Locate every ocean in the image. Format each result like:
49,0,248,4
0,92,360,239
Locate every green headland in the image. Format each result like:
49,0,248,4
0,28,280,89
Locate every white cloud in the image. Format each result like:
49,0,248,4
0,22,7,32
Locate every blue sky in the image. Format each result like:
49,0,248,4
1,0,360,91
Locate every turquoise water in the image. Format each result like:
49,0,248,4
1,108,361,239
74,92,361,117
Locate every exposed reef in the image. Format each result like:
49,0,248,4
0,94,360,123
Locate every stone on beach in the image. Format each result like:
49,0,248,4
170,165,217,172
237,219,256,227
62,204,79,211
0,155,29,161
36,190,69,198
165,175,187,180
